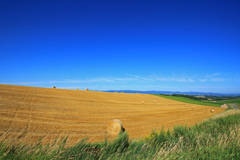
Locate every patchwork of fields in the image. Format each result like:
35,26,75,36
0,84,226,145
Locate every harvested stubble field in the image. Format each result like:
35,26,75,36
0,84,226,145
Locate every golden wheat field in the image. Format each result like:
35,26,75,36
0,84,226,145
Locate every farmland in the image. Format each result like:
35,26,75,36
0,84,225,145
155,94,220,107
157,94,240,108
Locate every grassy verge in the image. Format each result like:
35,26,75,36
217,99,240,104
154,94,220,107
155,95,240,108
233,103,240,108
217,100,240,110
0,110,239,159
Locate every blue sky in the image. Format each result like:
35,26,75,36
1,0,240,94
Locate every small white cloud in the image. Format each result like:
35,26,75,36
212,73,221,76
155,77,168,81
210,78,225,82
188,79,195,82
169,78,195,82
111,77,137,81
199,79,207,82
6,82,44,85
155,77,194,82
212,72,221,76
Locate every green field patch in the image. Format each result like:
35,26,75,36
215,99,240,104
154,94,220,107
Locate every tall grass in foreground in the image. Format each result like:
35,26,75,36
0,111,240,159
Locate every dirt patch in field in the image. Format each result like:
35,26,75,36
0,84,226,145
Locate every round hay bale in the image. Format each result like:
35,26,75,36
211,109,215,113
192,106,195,109
107,119,123,136
86,88,89,91
52,86,56,89
185,104,188,107
141,101,144,104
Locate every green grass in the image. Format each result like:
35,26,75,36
1,111,240,159
216,99,240,104
155,94,221,107
233,103,240,108
214,99,240,109
155,95,240,108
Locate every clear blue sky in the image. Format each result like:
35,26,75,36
1,0,240,94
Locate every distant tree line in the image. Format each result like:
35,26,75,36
204,95,240,101
161,94,240,101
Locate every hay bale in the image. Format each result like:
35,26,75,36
52,86,56,89
77,88,79,90
107,119,123,136
221,104,228,108
211,109,215,113
141,101,144,104
86,88,89,91
185,104,188,107
192,106,195,109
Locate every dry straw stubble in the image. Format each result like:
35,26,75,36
0,84,226,145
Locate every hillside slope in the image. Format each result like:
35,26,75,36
0,84,226,145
